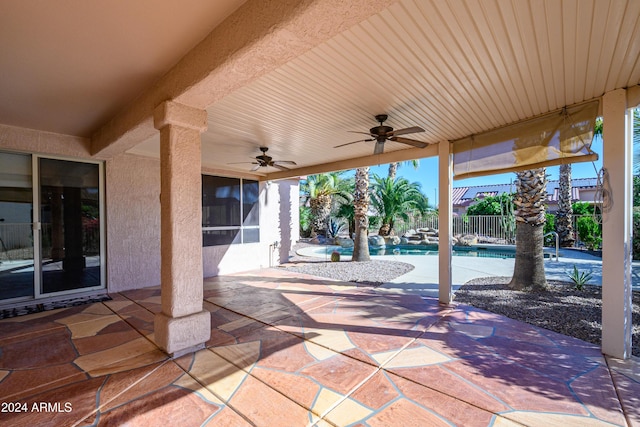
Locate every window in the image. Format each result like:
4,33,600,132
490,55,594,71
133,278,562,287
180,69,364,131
202,175,259,246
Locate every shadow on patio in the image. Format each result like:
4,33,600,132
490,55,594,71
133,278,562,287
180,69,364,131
0,268,638,426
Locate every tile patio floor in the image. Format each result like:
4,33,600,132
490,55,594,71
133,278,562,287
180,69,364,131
0,268,638,426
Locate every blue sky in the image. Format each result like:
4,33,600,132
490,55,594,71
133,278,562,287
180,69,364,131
364,136,604,206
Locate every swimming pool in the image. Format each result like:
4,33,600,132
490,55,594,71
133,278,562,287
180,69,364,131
308,245,518,259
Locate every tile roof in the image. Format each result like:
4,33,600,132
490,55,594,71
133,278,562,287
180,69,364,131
453,177,598,206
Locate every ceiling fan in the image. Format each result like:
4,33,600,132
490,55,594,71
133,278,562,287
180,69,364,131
335,114,428,155
228,146,297,171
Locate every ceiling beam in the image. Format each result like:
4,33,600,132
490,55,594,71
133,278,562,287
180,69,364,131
262,144,439,181
91,0,398,158
0,124,91,158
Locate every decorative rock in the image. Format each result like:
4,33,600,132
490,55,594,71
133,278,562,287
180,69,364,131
335,237,354,248
457,234,478,246
368,235,386,248
403,229,417,238
385,236,401,246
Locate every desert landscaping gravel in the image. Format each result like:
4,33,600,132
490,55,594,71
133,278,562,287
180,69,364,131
455,277,640,357
282,259,414,287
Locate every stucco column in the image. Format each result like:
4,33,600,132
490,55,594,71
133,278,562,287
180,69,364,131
601,89,633,359
438,140,453,304
153,100,210,357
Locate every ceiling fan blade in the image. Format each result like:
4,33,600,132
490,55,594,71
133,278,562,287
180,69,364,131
348,131,375,136
251,164,262,171
274,160,297,165
272,163,291,171
389,126,425,137
373,141,385,155
228,161,257,165
334,138,374,148
389,136,428,148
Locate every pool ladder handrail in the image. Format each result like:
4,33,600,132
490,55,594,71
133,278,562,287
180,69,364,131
543,231,559,261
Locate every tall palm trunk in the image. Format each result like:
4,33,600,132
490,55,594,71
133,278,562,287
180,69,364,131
556,164,575,247
380,163,400,235
510,168,548,291
310,194,332,236
388,162,399,180
352,167,370,262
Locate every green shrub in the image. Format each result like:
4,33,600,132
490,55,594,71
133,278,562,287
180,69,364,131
466,193,514,216
543,213,556,246
572,201,595,216
326,218,345,239
576,216,602,250
368,215,381,230
330,250,340,262
299,206,312,237
633,207,640,260
567,265,593,290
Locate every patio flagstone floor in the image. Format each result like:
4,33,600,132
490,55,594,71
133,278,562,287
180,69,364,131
0,268,638,426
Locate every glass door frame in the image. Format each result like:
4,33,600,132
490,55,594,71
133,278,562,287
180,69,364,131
20,153,106,301
0,150,35,304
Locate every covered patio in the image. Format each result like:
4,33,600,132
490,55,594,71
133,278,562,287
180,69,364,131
1,269,638,426
1,1,640,424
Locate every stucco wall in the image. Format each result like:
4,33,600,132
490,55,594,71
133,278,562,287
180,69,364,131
105,153,161,292
106,153,300,290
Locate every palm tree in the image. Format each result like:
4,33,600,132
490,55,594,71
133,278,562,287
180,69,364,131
335,203,355,238
509,168,548,291
383,160,421,234
556,114,608,247
352,167,370,261
335,176,356,237
556,164,575,247
300,172,350,237
387,159,420,180
370,176,429,236
299,205,312,237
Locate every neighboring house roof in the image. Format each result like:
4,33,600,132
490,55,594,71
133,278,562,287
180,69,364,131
451,187,469,206
453,178,599,207
452,183,516,206
545,177,598,202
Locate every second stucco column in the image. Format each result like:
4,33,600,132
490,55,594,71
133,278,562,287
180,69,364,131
153,101,210,357
438,140,453,304
601,89,633,359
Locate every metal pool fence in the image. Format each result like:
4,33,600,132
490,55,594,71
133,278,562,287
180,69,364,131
396,214,588,247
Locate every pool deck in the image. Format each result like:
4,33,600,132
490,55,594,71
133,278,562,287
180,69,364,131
1,269,638,426
296,245,640,297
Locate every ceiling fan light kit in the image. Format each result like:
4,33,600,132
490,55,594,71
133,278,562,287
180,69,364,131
228,146,296,171
335,114,428,155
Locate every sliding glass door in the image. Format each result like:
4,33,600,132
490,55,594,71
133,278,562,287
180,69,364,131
0,152,104,302
0,153,34,300
39,158,102,294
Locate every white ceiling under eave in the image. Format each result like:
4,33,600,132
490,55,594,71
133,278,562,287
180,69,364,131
1,1,639,179
130,0,640,179
0,0,248,137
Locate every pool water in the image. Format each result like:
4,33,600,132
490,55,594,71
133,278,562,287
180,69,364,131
330,245,516,259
